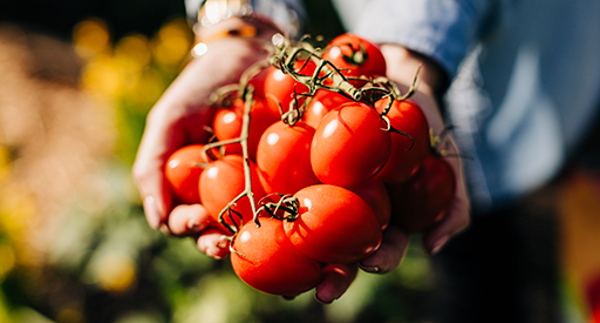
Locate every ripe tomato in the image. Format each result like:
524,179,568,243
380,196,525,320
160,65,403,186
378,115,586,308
230,216,323,296
165,144,210,204
284,184,382,264
304,89,353,129
256,120,319,196
311,102,392,188
262,59,316,115
212,98,279,161
348,177,391,230
375,98,431,183
321,33,386,81
387,156,456,233
198,155,266,231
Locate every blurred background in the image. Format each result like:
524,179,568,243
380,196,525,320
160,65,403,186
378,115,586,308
0,0,599,322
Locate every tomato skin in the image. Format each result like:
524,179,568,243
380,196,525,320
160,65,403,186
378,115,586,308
387,156,456,233
256,121,320,196
311,102,392,188
321,33,386,81
304,89,353,129
375,98,431,184
230,217,323,296
198,155,266,230
284,184,382,264
262,60,316,115
164,144,210,204
212,98,279,161
348,178,391,230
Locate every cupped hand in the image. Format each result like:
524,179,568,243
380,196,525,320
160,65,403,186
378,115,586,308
133,26,275,235
380,44,471,254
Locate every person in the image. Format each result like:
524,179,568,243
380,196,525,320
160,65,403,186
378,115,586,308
133,0,600,319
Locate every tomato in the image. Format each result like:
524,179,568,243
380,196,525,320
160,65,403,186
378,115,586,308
164,144,210,204
311,102,392,188
375,98,431,183
321,33,386,82
199,155,266,231
212,98,279,161
262,59,316,115
284,184,382,264
387,156,456,233
348,177,391,230
304,89,353,129
230,217,323,296
256,120,320,196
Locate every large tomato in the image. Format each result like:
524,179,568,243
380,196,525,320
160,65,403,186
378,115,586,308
165,144,210,204
198,155,266,231
311,102,392,188
284,184,382,264
321,33,386,82
230,216,323,296
256,120,319,196
387,156,456,233
261,59,316,115
304,89,353,129
375,98,431,183
212,98,279,161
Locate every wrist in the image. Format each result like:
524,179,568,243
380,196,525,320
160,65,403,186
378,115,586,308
380,44,449,100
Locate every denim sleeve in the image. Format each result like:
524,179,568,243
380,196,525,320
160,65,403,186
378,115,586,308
335,0,506,79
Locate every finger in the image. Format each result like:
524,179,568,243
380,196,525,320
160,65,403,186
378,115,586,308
168,204,211,236
359,227,410,273
197,228,231,259
422,191,470,255
314,263,358,304
133,110,185,229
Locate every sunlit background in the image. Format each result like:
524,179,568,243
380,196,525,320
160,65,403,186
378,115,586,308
1,1,600,322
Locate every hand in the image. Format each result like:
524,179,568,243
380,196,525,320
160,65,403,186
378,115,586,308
379,44,471,255
133,18,276,236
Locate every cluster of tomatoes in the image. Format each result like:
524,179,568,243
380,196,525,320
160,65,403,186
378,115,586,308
164,34,456,296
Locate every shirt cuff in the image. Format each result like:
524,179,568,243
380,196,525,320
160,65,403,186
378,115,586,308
185,0,305,39
350,0,492,79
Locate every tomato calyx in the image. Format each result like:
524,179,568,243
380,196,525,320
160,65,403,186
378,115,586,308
336,41,368,66
257,194,300,222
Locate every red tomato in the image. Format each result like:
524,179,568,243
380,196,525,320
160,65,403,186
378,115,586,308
387,156,456,233
165,144,210,204
256,120,320,195
348,178,391,230
375,98,431,183
284,184,382,264
304,89,353,129
321,33,386,82
311,102,392,188
262,59,316,115
199,155,266,231
230,217,323,296
212,98,279,161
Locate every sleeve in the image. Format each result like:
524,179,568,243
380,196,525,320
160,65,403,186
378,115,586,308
184,0,306,39
333,0,509,79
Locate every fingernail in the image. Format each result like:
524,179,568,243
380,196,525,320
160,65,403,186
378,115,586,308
186,218,206,232
314,293,332,305
359,262,380,273
216,236,230,249
143,196,161,229
430,235,449,255
206,247,224,260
